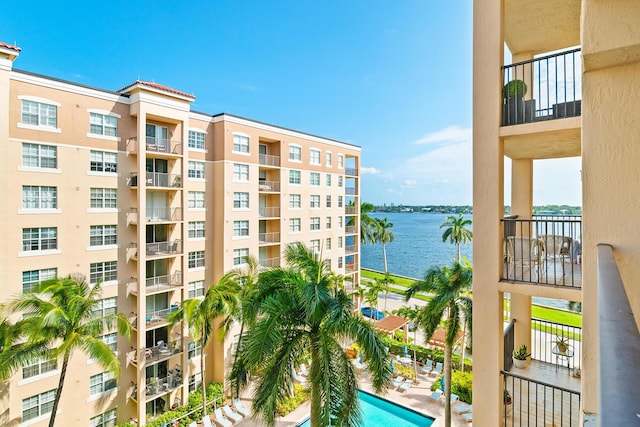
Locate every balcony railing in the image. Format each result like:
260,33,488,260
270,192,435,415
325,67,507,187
502,48,581,126
597,244,640,425
345,226,357,234
259,257,280,268
345,245,358,254
501,216,582,287
258,207,280,218
131,340,183,366
259,232,280,244
531,318,581,372
345,206,357,215
145,240,182,257
145,367,183,400
130,304,179,328
146,272,182,290
143,207,182,222
345,187,357,196
129,172,182,188
258,180,280,192
259,154,280,167
345,167,358,176
125,137,183,155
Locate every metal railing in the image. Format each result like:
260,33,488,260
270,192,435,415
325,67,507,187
259,257,280,268
501,217,582,287
345,187,357,196
259,154,280,167
502,48,581,126
502,371,581,427
531,318,581,371
504,320,516,371
145,371,183,400
258,207,280,218
141,304,180,326
145,272,182,290
345,226,357,234
131,340,183,366
145,207,183,222
129,172,182,188
144,240,182,257
345,167,358,176
345,245,358,254
597,244,640,425
145,136,183,155
345,206,358,215
258,180,280,192
259,232,280,244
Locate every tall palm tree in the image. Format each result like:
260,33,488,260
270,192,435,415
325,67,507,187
394,305,420,373
0,310,52,381
373,217,395,274
440,213,473,262
405,261,472,427
379,272,395,311
168,272,240,415
5,275,131,427
364,279,384,313
230,243,392,427
360,202,376,245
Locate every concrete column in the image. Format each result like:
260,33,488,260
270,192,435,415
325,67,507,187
136,109,147,425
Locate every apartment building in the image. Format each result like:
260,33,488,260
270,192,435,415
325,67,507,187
472,1,640,426
0,42,361,426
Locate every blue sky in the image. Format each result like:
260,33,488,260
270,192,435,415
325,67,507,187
1,1,581,206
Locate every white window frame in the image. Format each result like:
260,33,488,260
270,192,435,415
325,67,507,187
22,389,56,422
326,195,332,208
88,112,118,138
338,154,344,169
19,97,59,131
188,251,205,269
289,170,301,185
338,257,343,268
188,130,206,150
89,150,117,173
289,144,302,162
90,188,117,209
93,298,117,318
22,227,57,252
326,217,332,230
22,359,57,380
233,220,249,238
338,236,343,249
233,163,249,182
310,195,320,209
188,280,205,299
188,221,205,239
289,218,301,233
326,174,332,187
326,238,332,250
310,149,321,165
90,408,117,427
310,239,321,253
233,248,249,266
233,192,249,209
89,261,117,285
310,217,320,231
289,194,301,209
188,161,205,180
90,225,117,247
326,151,332,166
310,172,320,186
338,216,343,228
100,332,117,353
21,143,57,170
233,133,250,154
89,371,116,396
189,373,203,393
22,268,57,293
338,196,343,208
188,191,205,209
338,176,344,187
188,341,202,359
22,186,57,210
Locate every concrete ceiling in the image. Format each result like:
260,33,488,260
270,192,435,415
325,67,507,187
505,0,581,56
502,119,581,160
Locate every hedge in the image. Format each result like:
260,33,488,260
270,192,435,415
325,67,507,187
381,336,473,372
430,371,473,404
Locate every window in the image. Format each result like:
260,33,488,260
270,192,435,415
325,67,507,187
21,100,57,128
338,236,343,248
189,373,202,393
289,170,301,185
90,151,117,172
233,220,249,237
233,192,249,209
310,149,320,165
89,261,117,284
338,176,343,187
326,152,332,166
233,134,250,153
90,188,117,209
326,259,331,269
188,280,205,298
22,227,57,251
23,359,57,379
289,194,301,209
100,333,117,353
22,143,57,169
22,268,57,293
89,371,116,396
326,238,332,250
338,154,344,168
326,217,332,230
188,191,205,208
233,248,249,266
326,174,332,187
189,251,205,269
90,225,117,246
188,161,205,179
310,239,321,253
338,196,343,208
338,257,343,268
289,218,301,233
310,217,320,231
188,130,205,150
93,298,117,318
338,216,343,228
310,172,320,186
310,195,320,208
289,145,301,161
233,163,249,181
22,186,57,209
326,195,332,208
89,113,117,137
188,221,205,239
90,409,117,427
188,341,202,359
22,389,55,422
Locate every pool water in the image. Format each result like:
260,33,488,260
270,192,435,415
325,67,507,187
297,390,434,426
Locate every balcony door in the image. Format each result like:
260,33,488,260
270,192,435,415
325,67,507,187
146,192,168,220
146,124,168,150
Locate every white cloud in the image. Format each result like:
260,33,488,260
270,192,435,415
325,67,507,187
414,125,471,145
361,166,381,175
400,180,417,188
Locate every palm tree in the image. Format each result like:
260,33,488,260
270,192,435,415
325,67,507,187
5,275,131,427
364,279,384,313
373,217,395,274
379,272,395,311
360,202,376,245
230,243,392,427
168,272,240,415
440,213,473,262
405,261,472,427
394,305,420,373
0,310,52,381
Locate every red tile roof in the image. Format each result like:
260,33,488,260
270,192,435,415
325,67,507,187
0,41,21,52
118,80,195,99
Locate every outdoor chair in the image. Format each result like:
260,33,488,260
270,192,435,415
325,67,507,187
430,362,443,377
233,398,250,417
429,389,443,401
462,412,473,422
454,404,472,414
421,359,434,375
212,409,233,427
391,375,405,388
539,234,572,278
222,405,243,422
506,236,542,282
397,379,412,393
293,371,308,385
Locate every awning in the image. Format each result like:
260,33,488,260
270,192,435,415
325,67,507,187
373,315,410,335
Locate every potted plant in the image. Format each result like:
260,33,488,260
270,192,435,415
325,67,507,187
502,79,528,125
512,344,531,368
554,336,569,354
503,389,512,405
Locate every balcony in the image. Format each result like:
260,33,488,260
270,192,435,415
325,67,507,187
259,154,280,168
501,216,582,288
502,48,581,126
127,272,182,296
144,367,183,401
125,137,183,156
345,167,358,177
345,206,357,215
130,304,179,330
128,207,183,224
259,232,280,246
258,180,280,193
258,207,280,218
345,187,357,196
345,245,358,255
259,257,280,269
345,226,357,235
130,339,183,367
129,172,182,189
129,240,182,261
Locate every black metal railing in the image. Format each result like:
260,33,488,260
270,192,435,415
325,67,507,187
504,320,516,371
502,48,581,126
597,244,640,425
501,217,582,287
345,167,358,176
503,371,581,427
531,318,581,372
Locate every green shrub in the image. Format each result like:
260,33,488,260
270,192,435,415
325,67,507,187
276,384,310,416
381,335,472,372
430,371,473,404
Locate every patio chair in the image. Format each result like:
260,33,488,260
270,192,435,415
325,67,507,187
429,389,443,401
233,398,250,417
462,412,473,423
421,359,434,375
212,409,233,427
202,415,216,427
506,236,542,281
222,405,243,422
454,404,472,414
293,371,308,385
539,234,572,277
398,379,413,393
430,362,443,377
391,375,405,388
447,393,460,405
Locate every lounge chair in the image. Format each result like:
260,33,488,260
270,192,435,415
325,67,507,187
454,404,473,414
189,423,197,427
421,359,434,375
462,412,473,422
202,415,216,427
222,405,243,422
429,389,443,401
293,371,308,385
430,362,443,377
391,375,405,388
448,393,460,405
233,398,250,417
300,363,310,376
212,409,233,427
397,379,412,392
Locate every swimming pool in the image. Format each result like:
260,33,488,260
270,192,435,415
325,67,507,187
297,390,434,427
